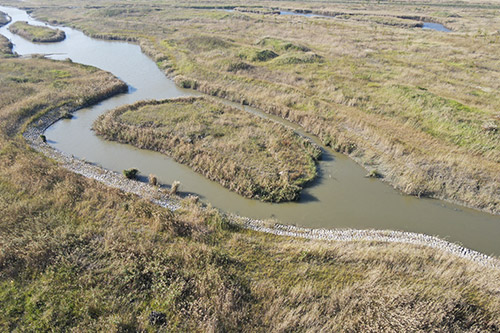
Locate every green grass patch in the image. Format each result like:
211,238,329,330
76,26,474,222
8,21,65,43
257,37,310,52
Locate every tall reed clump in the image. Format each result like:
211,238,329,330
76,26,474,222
170,180,180,195
148,174,158,186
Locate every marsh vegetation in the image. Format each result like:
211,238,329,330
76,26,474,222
14,0,500,213
8,21,65,42
0,55,499,331
1,1,500,331
94,97,321,202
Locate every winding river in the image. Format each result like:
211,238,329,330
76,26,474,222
227,9,451,31
1,5,498,255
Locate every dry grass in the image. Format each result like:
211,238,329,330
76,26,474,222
93,97,320,202
12,0,500,213
0,57,126,138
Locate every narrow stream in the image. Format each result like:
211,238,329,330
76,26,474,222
1,6,498,255
226,9,451,32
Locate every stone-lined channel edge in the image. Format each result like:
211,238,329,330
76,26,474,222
23,105,500,268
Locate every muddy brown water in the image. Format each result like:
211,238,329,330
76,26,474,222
1,6,498,255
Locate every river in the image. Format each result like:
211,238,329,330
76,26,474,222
227,9,451,31
0,5,498,255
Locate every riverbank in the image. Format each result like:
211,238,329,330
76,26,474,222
93,97,321,202
9,21,65,42
2,2,498,254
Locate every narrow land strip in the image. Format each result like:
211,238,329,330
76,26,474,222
9,21,65,42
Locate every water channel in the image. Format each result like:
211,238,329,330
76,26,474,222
226,9,451,31
1,5,497,255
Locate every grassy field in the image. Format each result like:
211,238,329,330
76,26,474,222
0,53,499,330
9,0,499,213
8,21,65,42
93,97,321,202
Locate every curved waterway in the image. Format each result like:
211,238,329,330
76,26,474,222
226,9,450,32
1,6,498,255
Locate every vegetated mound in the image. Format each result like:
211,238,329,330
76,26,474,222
0,57,127,137
272,51,323,65
0,11,11,26
239,48,279,62
8,21,65,43
93,97,321,202
226,60,254,72
183,35,233,52
257,37,310,52
0,35,13,58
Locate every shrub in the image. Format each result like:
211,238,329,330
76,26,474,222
252,49,278,62
40,134,46,143
123,168,139,179
61,111,73,119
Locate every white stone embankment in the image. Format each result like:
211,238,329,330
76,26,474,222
23,110,500,269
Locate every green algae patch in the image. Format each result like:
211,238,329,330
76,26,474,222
93,97,321,202
9,21,65,43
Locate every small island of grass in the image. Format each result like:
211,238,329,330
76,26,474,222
0,11,11,26
8,21,65,43
93,97,321,202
